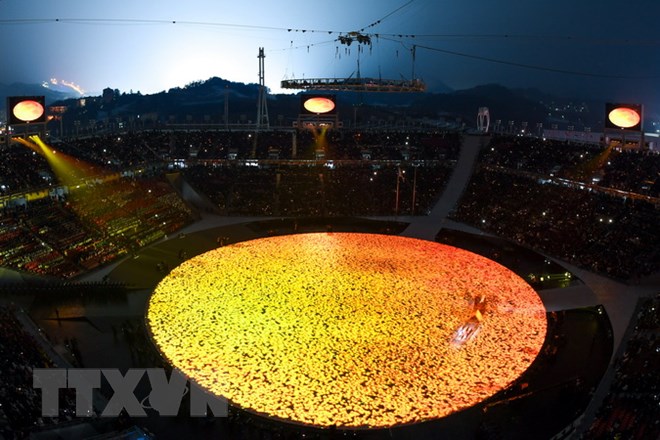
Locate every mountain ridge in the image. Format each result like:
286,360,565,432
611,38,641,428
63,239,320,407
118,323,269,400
1,77,609,130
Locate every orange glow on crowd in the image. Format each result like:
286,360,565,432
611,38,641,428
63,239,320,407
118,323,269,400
147,233,547,428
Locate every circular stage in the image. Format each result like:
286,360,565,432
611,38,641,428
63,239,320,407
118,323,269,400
147,233,547,428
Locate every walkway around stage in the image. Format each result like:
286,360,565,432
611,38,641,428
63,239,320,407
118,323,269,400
403,134,487,240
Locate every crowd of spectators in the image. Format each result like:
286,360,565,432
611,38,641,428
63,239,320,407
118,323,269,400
0,198,86,278
0,146,53,196
46,128,461,164
599,148,660,197
481,135,596,176
0,304,77,438
184,162,452,217
482,135,659,196
1,129,657,283
456,133,658,281
583,295,660,439
451,168,658,280
53,132,163,170
0,128,460,278
0,176,195,278
1,128,460,192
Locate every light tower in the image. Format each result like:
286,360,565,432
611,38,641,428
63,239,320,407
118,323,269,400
253,47,270,158
256,47,269,130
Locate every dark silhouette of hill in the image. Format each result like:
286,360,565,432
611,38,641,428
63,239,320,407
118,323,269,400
0,82,78,110
1,77,607,130
411,84,547,125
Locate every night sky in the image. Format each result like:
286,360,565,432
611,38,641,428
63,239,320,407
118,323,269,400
1,0,659,112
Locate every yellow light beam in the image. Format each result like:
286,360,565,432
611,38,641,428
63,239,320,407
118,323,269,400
29,135,106,187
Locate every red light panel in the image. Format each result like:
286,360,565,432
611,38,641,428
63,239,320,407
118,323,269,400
608,107,641,129
301,95,336,114
7,96,47,125
604,103,642,131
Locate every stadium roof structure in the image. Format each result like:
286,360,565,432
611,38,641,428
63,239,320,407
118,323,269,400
281,77,426,93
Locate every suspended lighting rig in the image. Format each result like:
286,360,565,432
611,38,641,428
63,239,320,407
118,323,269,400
282,32,426,93
281,77,425,93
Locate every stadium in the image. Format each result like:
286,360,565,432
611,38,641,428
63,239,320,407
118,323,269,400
0,91,658,439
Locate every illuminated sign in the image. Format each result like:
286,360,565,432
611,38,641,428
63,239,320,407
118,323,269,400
608,107,640,128
301,95,336,114
605,103,642,131
7,96,47,125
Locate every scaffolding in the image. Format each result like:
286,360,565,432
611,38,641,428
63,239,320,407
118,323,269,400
281,77,426,93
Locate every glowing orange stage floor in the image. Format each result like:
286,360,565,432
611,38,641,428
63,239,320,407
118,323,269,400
147,233,547,428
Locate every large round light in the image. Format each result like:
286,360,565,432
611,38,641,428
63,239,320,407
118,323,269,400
303,96,335,114
608,107,641,128
147,233,546,428
12,100,45,123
